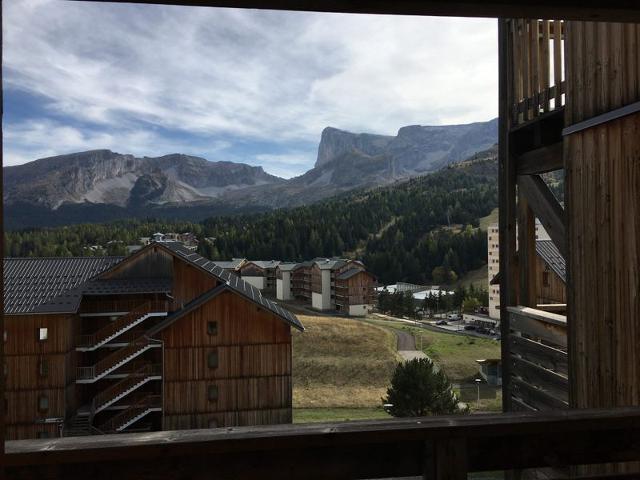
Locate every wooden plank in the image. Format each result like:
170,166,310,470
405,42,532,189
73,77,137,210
541,20,551,112
510,334,568,376
511,356,569,402
508,308,567,349
511,376,569,411
536,304,567,314
553,20,563,109
65,1,640,22
517,174,566,257
498,18,518,412
517,142,563,175
530,19,540,117
517,191,537,306
522,20,531,121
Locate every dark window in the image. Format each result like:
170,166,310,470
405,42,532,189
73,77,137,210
542,271,550,287
39,358,49,377
37,431,50,439
208,418,218,429
208,351,219,369
208,385,219,401
207,321,218,336
38,395,49,412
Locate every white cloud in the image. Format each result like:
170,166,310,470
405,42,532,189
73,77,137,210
3,0,498,174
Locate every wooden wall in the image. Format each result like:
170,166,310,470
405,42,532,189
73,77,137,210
101,246,173,279
564,21,640,408
158,290,292,430
335,271,376,306
79,293,166,315
536,256,566,305
4,314,77,440
172,258,218,306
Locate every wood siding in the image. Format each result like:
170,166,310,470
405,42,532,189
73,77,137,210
158,289,292,430
536,256,566,305
564,21,640,408
335,270,376,307
172,257,218,306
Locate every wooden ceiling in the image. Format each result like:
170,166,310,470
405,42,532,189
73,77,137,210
75,0,640,21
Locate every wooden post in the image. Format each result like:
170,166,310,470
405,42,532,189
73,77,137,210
423,439,467,480
517,192,537,307
499,18,518,413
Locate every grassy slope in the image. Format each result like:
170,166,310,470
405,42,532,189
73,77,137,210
364,318,500,383
479,207,499,231
457,264,488,289
292,315,400,414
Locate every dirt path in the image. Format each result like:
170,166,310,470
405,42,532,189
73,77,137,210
392,328,428,361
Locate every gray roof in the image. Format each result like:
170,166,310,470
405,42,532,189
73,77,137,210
212,258,246,270
82,277,172,296
315,258,347,270
157,242,303,331
4,256,123,314
277,262,298,272
536,240,566,282
249,260,281,269
337,268,366,280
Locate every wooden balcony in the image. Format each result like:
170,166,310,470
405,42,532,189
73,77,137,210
6,408,640,479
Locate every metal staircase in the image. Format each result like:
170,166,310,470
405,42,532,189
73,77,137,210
77,301,168,351
93,363,162,413
99,394,162,433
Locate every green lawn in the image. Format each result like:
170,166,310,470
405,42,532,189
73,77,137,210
293,407,391,423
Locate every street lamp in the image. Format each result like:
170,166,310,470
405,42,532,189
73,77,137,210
475,378,482,409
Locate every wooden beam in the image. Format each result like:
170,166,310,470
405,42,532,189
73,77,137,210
518,192,537,306
517,142,563,174
508,306,567,348
510,333,568,375
518,174,566,257
7,408,640,478
498,18,517,413
69,0,640,21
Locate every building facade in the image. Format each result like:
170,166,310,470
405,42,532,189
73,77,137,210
3,242,302,441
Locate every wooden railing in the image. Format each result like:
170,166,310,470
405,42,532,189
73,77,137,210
507,306,568,411
7,408,640,479
77,301,170,349
99,394,162,433
509,19,565,124
93,363,162,413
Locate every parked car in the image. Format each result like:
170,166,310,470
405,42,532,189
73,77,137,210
464,325,477,331
447,313,462,321
436,320,448,326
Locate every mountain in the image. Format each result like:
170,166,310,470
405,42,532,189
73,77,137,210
6,147,499,287
4,118,497,229
3,150,283,210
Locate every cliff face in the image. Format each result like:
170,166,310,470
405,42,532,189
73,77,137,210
4,150,284,209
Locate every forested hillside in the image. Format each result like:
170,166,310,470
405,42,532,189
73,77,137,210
4,157,497,285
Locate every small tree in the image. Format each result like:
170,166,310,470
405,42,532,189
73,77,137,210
462,297,481,313
382,358,462,417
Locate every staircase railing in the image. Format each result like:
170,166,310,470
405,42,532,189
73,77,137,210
92,363,162,413
99,394,162,433
76,336,161,381
76,300,170,349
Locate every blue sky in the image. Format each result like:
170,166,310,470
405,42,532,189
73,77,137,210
3,0,498,178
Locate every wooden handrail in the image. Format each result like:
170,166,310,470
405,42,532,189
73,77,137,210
93,363,161,412
99,395,162,433
7,408,640,479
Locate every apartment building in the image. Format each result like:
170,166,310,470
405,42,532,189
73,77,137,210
3,242,302,440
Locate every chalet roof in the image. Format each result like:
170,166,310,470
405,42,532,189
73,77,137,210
248,260,281,269
315,258,347,270
156,242,303,331
336,268,366,280
3,256,123,314
82,277,172,296
277,262,298,272
536,240,566,282
212,258,246,270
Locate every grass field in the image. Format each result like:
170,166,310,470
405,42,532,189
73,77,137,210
292,315,400,410
479,207,499,231
365,318,500,382
457,264,488,289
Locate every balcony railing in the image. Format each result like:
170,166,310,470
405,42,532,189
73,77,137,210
507,305,568,411
6,408,640,479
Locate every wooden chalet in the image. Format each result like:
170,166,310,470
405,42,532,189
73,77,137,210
4,1,640,479
238,260,280,294
3,242,302,440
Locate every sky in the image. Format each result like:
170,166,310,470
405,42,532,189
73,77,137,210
3,0,498,178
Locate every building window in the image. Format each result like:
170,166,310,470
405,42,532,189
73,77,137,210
3,331,7,342
38,328,48,341
542,271,550,287
38,395,49,412
39,358,49,377
208,385,219,401
37,431,50,439
208,350,219,369
207,321,218,336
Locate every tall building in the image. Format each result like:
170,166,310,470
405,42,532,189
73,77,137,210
487,221,563,319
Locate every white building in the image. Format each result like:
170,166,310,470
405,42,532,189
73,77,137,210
276,263,297,301
488,220,551,319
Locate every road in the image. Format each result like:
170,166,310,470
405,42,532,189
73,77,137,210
393,328,428,361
